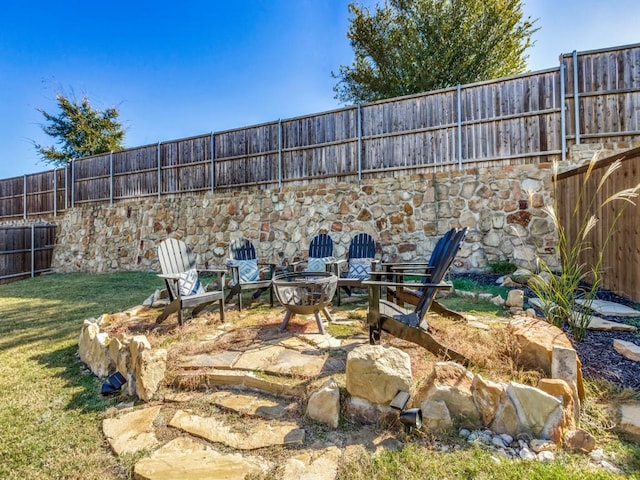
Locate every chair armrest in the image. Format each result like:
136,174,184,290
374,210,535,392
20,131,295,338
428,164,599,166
381,262,431,268
158,273,181,280
368,271,434,279
198,268,227,275
362,280,453,289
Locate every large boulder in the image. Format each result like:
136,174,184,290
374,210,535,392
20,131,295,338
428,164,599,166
472,374,504,426
134,348,167,402
507,382,564,441
78,319,112,377
414,362,479,426
537,378,577,428
421,400,453,432
509,316,584,400
346,345,412,405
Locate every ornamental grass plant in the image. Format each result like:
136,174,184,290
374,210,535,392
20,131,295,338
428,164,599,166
526,153,640,341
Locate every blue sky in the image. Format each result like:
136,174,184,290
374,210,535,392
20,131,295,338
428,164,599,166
1,0,639,179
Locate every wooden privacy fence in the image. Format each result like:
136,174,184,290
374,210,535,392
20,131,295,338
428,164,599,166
556,146,640,303
1,43,640,219
0,224,57,283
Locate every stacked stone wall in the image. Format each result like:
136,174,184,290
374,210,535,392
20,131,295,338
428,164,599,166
51,161,560,274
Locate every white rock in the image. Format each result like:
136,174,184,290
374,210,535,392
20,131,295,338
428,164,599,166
519,446,536,460
537,450,555,462
306,378,340,429
491,436,507,448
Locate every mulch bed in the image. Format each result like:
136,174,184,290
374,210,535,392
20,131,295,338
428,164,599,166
453,272,640,393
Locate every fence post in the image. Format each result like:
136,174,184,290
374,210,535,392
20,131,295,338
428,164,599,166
560,63,567,163
30,224,35,278
53,168,57,217
357,104,362,184
64,166,68,210
210,132,215,194
23,174,27,220
157,142,161,199
278,119,283,189
572,50,581,144
457,84,463,170
109,151,114,205
71,160,75,208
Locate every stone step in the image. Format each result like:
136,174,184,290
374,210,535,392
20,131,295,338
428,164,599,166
173,368,307,397
169,409,306,450
206,390,297,420
134,437,270,480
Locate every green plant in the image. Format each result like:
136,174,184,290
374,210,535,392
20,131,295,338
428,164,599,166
526,154,640,341
487,260,517,275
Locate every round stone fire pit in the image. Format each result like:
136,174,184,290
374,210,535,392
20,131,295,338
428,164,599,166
273,271,338,334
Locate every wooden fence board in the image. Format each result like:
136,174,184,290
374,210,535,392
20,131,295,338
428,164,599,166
0,224,56,283
556,146,640,302
1,43,640,215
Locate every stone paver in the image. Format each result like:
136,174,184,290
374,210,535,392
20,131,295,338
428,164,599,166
586,316,637,332
575,299,640,317
232,345,286,371
619,403,640,439
613,339,640,361
134,436,269,480
102,406,161,455
206,390,294,419
266,348,328,377
282,446,342,480
180,350,241,369
169,409,305,450
529,298,637,331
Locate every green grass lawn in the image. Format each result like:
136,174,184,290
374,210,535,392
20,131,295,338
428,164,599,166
0,272,163,480
0,273,638,479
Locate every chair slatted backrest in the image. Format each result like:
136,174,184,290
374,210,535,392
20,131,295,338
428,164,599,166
309,234,333,259
348,233,376,260
158,238,196,275
414,227,468,320
230,239,257,261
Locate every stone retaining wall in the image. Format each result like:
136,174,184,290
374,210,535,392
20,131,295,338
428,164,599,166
51,162,558,274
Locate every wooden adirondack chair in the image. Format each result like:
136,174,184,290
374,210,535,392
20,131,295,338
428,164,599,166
225,238,275,310
364,227,469,364
295,233,334,272
156,238,225,325
384,227,465,321
333,233,377,306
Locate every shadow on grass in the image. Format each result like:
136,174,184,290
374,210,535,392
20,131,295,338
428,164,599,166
32,342,118,413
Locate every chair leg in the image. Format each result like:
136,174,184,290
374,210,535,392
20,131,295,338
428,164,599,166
157,300,180,324
369,324,381,345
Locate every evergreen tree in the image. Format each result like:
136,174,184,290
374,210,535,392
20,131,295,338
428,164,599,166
333,0,539,104
35,93,125,166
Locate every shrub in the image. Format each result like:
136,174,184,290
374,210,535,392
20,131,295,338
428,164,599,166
488,260,517,275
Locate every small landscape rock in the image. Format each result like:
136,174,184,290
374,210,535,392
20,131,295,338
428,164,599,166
564,428,596,453
529,439,556,453
519,446,536,460
537,450,555,462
